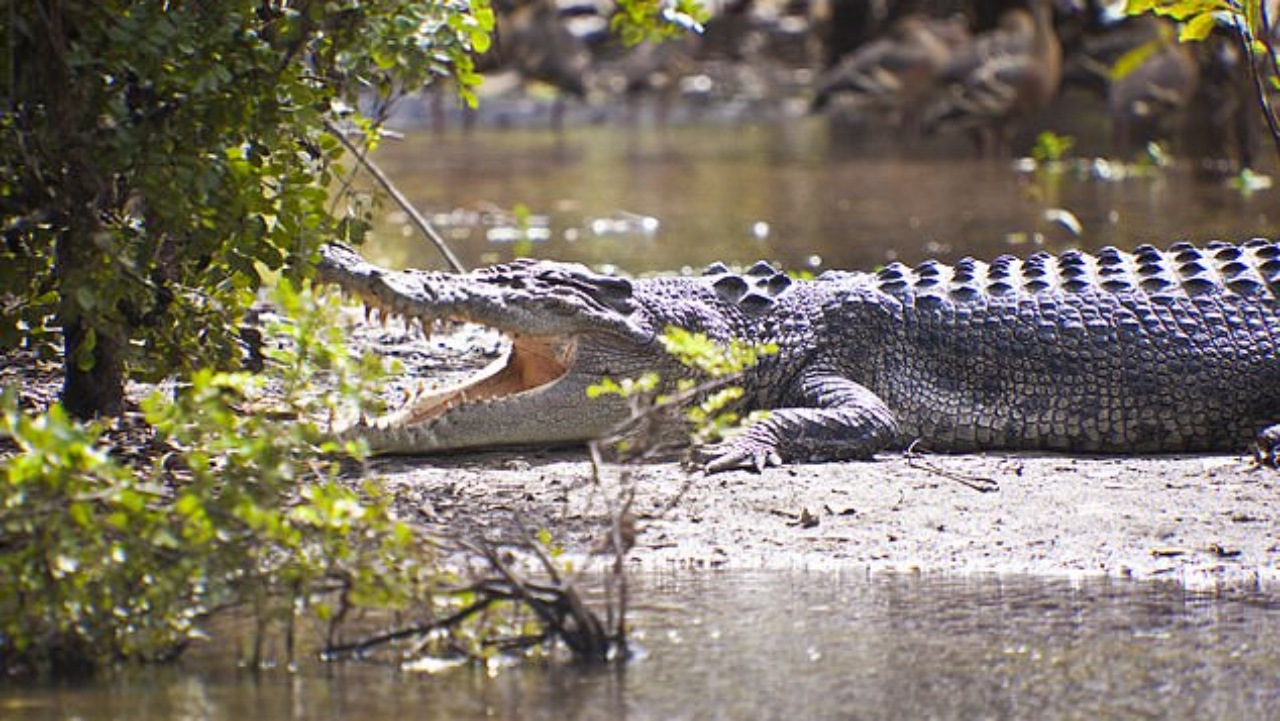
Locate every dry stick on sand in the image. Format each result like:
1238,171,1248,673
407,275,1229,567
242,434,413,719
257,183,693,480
904,440,1001,493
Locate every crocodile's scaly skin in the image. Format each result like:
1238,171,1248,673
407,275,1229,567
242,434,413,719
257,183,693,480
316,239,1280,471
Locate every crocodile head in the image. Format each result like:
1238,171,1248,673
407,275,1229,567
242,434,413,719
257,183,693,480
314,243,667,454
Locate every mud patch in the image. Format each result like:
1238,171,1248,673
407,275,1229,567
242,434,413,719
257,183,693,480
356,447,1280,588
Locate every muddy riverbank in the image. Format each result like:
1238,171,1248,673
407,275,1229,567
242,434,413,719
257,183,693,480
361,447,1279,588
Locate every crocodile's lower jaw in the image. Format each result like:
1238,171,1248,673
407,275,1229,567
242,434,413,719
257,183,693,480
397,332,578,425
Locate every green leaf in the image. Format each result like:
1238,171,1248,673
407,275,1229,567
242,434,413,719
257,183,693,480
1179,11,1220,41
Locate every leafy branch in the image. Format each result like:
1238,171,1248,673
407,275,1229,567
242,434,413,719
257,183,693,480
588,326,778,462
1127,0,1280,160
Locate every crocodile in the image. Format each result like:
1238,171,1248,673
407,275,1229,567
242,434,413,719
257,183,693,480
315,239,1280,471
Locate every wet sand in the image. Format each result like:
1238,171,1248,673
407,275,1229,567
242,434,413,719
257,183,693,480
364,448,1279,588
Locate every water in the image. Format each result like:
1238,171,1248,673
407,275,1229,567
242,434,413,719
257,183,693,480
5,571,1278,720
365,121,1280,274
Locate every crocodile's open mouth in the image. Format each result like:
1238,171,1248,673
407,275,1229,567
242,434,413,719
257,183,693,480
395,328,578,426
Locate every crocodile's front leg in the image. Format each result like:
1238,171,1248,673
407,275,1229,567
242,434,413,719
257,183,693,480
703,369,900,473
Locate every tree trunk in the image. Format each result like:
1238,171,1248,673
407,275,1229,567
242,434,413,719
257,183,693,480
36,2,127,419
55,221,126,420
60,315,126,419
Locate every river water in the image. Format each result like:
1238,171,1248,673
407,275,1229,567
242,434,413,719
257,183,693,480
5,571,1279,720
364,120,1280,275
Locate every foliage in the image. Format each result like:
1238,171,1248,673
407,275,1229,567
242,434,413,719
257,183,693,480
1030,131,1076,165
0,0,710,418
0,0,494,416
1126,0,1233,42
589,326,777,450
0,0,713,678
611,0,709,45
0,281,430,677
1126,0,1280,160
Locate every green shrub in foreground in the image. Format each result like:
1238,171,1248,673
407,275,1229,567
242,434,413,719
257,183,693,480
0,280,430,677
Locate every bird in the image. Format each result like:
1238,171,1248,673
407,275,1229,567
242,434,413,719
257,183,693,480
1065,12,1200,154
473,0,596,128
811,13,971,138
924,0,1063,156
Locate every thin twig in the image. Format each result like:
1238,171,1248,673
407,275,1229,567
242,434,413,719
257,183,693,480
1236,15,1280,163
903,441,1000,493
593,370,748,453
322,119,467,273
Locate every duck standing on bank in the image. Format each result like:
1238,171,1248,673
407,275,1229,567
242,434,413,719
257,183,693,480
924,0,1063,156
811,13,971,138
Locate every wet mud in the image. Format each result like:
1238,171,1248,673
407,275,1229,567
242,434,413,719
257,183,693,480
363,448,1279,588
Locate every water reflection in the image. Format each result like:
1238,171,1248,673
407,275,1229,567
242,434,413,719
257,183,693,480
366,122,1280,274
6,571,1278,720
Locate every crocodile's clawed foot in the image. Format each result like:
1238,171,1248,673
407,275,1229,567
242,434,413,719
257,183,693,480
1252,424,1280,468
698,442,783,474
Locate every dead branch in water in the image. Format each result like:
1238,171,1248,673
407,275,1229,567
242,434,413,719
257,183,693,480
322,528,627,665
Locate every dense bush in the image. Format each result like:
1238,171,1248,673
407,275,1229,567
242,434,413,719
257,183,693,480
0,281,428,676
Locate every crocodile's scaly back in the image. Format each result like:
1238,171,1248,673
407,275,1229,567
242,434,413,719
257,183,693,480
815,241,1280,457
316,239,1280,471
